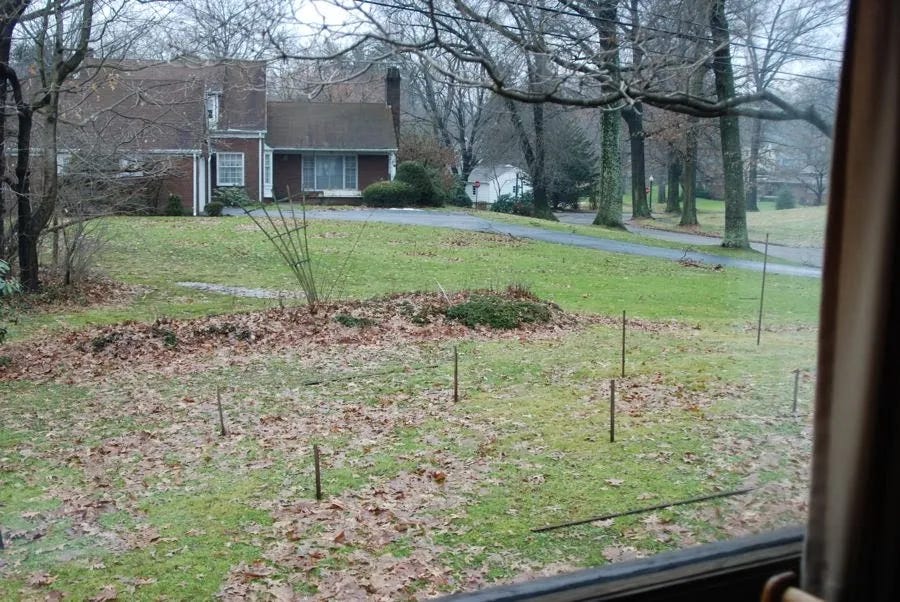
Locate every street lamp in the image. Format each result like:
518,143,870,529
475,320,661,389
648,175,655,206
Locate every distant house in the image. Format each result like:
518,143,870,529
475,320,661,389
59,59,400,215
466,165,530,205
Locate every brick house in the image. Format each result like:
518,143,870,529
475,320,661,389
60,59,400,215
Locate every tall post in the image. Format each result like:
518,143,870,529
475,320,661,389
792,369,801,416
313,444,322,501
216,386,227,437
757,234,770,345
610,379,616,443
453,346,459,403
621,310,626,377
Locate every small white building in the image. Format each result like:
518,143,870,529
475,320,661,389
466,165,531,205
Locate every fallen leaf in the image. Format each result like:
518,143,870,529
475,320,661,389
88,585,117,602
28,572,57,587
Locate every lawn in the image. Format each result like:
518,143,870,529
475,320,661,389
468,208,799,265
630,196,827,248
0,216,821,600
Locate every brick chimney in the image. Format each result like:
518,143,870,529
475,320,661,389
385,67,401,145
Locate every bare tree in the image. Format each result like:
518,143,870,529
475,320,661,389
279,0,839,240
160,0,291,60
1,0,97,291
402,53,491,181
733,0,844,211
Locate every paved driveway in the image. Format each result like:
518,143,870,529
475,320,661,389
225,207,821,278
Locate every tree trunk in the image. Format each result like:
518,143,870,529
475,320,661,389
623,104,650,218
15,102,38,291
593,109,623,227
666,156,682,213
592,1,623,228
680,61,703,227
530,101,553,219
746,118,763,211
710,0,749,248
681,140,699,226
503,97,555,221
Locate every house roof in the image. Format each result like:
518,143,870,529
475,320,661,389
58,59,266,153
467,165,525,184
266,102,398,151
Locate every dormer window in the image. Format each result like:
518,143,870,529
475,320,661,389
205,92,220,127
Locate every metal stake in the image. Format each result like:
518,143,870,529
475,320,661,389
792,369,801,416
621,310,626,377
757,234,770,345
313,444,322,501
453,346,459,403
216,386,227,437
610,379,616,443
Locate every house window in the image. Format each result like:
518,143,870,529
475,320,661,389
316,155,344,189
217,152,244,187
344,155,358,190
302,154,359,190
206,92,220,127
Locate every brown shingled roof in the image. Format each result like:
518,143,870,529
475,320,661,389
58,59,266,152
265,102,398,151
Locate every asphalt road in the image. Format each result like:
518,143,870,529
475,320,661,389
227,207,822,278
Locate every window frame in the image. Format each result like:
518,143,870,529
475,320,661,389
301,154,359,191
216,152,245,187
206,92,220,127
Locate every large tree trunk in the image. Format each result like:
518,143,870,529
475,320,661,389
592,1,623,228
746,118,763,212
13,92,38,291
710,0,749,248
666,155,682,213
593,109,623,227
623,105,650,218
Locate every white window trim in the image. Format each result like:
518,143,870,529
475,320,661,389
206,92,220,127
216,152,245,187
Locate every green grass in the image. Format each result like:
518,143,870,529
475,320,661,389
629,195,827,248
1,215,821,597
5,216,820,341
1,322,817,597
465,208,797,265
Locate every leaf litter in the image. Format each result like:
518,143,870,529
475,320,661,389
0,288,815,599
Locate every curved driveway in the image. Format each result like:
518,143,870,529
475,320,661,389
231,207,822,278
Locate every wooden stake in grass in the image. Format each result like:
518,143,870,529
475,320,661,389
313,444,323,501
453,346,459,403
0,527,5,550
610,379,616,443
757,233,770,346
216,386,227,437
792,369,801,416
621,310,626,377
